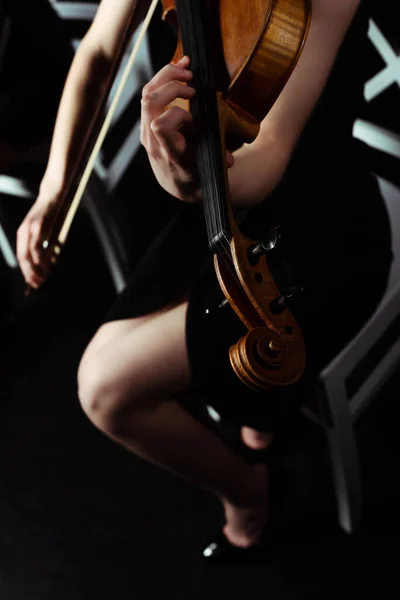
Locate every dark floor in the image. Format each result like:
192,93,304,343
0,204,400,599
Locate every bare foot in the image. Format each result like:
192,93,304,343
241,426,275,450
221,464,269,548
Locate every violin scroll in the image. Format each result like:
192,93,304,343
229,326,290,391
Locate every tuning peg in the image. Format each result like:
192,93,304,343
269,284,305,315
249,226,284,262
269,295,287,314
204,298,230,321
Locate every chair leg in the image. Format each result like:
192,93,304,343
83,175,130,294
318,381,363,534
0,218,18,268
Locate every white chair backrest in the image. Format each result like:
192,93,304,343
316,12,400,420
377,178,400,294
352,17,400,301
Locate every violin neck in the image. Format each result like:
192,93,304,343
175,0,232,254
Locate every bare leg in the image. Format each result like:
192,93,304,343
78,306,170,374
241,427,275,450
78,302,270,547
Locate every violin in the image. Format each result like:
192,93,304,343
34,0,311,392
165,0,310,391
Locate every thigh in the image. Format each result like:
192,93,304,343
81,301,192,403
81,301,179,369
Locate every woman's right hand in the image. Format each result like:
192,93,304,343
140,55,234,203
16,190,60,289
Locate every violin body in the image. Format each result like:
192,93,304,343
163,0,310,123
161,0,311,391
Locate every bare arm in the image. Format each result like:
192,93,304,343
39,0,148,202
17,0,150,287
229,0,362,207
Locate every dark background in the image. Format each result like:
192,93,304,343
0,1,399,598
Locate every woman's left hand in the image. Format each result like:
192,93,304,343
140,55,233,203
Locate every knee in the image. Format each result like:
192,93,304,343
77,354,119,434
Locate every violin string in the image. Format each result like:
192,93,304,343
176,0,259,310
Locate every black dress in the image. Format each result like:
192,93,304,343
104,0,393,429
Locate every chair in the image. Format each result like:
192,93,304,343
309,176,400,533
307,280,400,533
